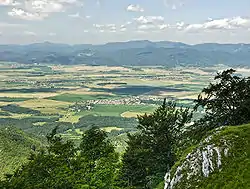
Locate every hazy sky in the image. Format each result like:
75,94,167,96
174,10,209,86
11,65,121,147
0,0,250,44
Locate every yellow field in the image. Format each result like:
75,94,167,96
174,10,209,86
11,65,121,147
33,122,47,126
59,114,81,123
101,127,123,132
15,99,72,115
0,92,59,99
121,111,146,118
17,99,72,108
75,129,84,135
0,114,31,119
54,65,130,73
0,101,12,106
65,88,113,96
157,91,199,98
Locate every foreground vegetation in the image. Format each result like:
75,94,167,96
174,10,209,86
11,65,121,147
0,127,42,179
198,124,250,189
164,123,250,189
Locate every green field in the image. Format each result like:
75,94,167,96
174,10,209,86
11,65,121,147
77,104,156,117
0,97,32,102
48,93,115,102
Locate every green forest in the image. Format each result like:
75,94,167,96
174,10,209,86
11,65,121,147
0,69,250,189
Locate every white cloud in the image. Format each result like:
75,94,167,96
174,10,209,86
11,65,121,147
93,23,116,32
176,21,185,30
8,0,79,20
24,31,37,36
185,24,202,32
25,0,64,13
137,23,169,31
132,16,167,32
120,24,126,28
119,24,127,32
58,0,77,4
127,4,144,12
8,8,47,20
68,13,91,19
185,17,250,32
134,16,164,25
158,24,169,30
0,0,21,6
138,24,156,30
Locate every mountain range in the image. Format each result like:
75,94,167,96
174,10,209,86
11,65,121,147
0,40,250,67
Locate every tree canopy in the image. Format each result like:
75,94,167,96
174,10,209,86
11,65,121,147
119,100,192,188
0,127,119,189
194,69,250,127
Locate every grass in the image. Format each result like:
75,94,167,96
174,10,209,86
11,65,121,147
75,129,83,135
0,97,32,102
198,124,250,189
110,133,129,153
0,113,32,119
0,92,59,99
121,111,148,118
77,104,156,117
33,122,47,126
169,123,250,189
16,99,72,114
48,93,114,102
58,113,81,123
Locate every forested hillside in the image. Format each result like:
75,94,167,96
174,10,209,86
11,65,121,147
0,127,42,179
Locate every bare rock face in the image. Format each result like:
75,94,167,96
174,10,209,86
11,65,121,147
164,128,230,189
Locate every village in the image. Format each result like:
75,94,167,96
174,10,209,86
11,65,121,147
68,96,163,112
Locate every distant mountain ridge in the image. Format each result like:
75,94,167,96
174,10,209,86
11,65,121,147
0,40,250,67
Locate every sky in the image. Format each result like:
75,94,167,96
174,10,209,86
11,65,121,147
0,0,250,44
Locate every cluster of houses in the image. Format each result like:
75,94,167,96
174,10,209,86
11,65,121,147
69,96,162,112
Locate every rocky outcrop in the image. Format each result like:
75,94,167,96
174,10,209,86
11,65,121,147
164,127,231,189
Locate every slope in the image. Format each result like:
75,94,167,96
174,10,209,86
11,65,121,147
0,127,42,180
164,123,250,189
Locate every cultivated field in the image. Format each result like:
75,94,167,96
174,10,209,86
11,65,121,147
1,62,247,144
